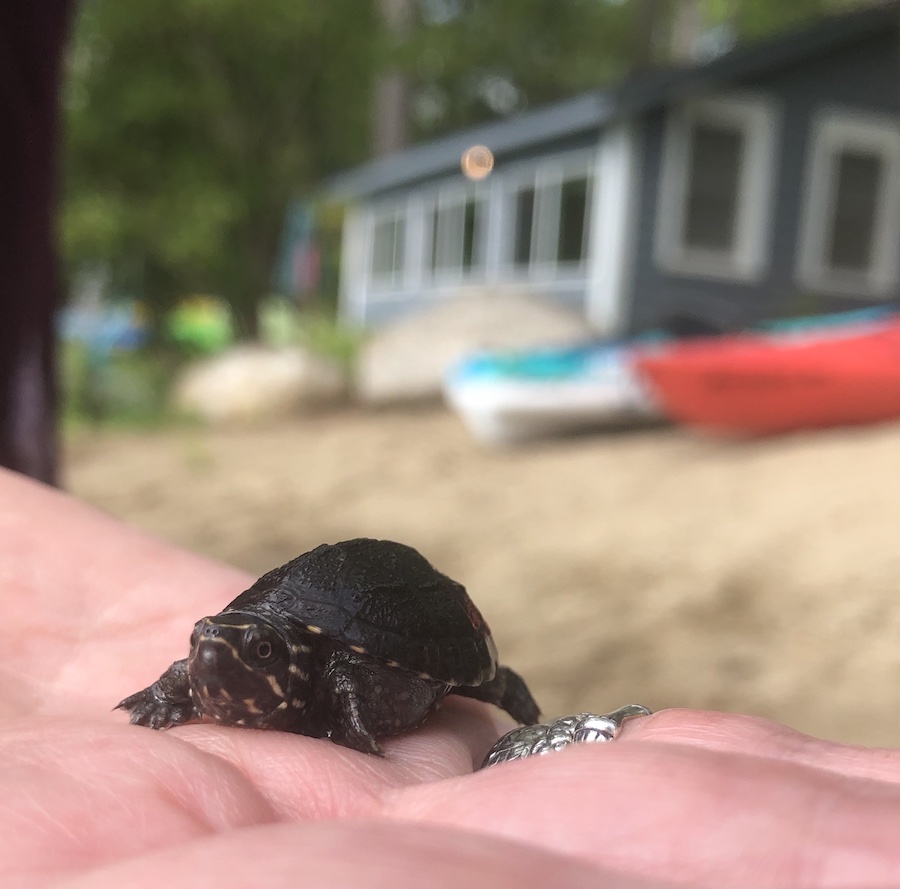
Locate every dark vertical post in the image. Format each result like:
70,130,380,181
0,0,72,484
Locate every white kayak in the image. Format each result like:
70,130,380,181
443,341,661,446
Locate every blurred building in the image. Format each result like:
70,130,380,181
328,2,900,334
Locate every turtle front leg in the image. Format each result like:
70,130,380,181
116,658,198,730
320,649,446,755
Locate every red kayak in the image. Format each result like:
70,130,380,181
634,318,900,436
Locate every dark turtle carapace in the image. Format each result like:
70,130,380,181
116,538,541,754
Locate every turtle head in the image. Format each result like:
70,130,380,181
188,612,307,729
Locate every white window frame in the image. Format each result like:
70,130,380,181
424,185,487,285
502,155,594,278
655,93,779,282
367,202,407,292
339,206,369,325
587,123,640,334
796,109,900,298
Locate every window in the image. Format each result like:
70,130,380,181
461,198,480,270
797,111,900,296
656,95,778,281
826,150,881,272
557,175,590,263
369,208,406,287
509,167,592,271
428,191,485,278
683,124,742,252
512,186,536,266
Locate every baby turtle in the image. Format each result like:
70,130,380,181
117,538,540,754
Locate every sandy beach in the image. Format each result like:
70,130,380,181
65,407,900,747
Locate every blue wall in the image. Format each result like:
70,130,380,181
627,30,900,334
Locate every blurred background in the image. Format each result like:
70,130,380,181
6,0,900,745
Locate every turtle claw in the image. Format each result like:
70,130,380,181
116,688,194,730
116,659,196,730
327,727,385,757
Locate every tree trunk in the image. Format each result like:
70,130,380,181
0,0,72,485
141,256,183,347
631,0,666,71
226,219,284,342
669,0,706,62
372,0,413,157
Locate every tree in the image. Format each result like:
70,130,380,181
665,0,875,61
64,0,379,339
372,0,415,156
404,0,637,137
401,0,876,140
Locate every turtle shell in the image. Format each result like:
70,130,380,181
224,538,498,687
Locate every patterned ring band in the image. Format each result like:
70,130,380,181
479,704,652,769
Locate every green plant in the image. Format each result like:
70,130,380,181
60,341,187,429
296,312,365,374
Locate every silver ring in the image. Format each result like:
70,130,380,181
479,704,652,769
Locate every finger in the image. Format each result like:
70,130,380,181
175,697,515,817
381,696,517,776
626,708,900,785
0,716,470,879
0,469,250,715
0,719,276,880
57,820,668,889
0,711,569,882
386,739,900,889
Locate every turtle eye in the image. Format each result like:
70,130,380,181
245,631,280,667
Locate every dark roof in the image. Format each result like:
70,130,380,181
327,1,899,199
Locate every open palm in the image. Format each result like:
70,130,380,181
3,468,900,889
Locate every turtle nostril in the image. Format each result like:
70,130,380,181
204,626,220,638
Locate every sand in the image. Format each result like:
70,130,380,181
65,408,900,747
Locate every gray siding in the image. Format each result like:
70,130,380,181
627,30,900,334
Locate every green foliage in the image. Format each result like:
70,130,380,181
61,342,183,428
721,0,862,39
295,313,366,375
405,0,637,135
403,0,872,138
258,297,364,372
64,0,379,337
166,296,234,356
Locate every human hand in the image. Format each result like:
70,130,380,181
1,467,899,889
